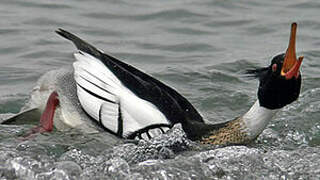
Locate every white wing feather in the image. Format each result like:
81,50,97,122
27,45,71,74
73,51,170,138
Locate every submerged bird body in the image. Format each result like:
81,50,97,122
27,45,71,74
2,23,303,145
8,67,103,133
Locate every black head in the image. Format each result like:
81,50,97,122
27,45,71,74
247,23,304,110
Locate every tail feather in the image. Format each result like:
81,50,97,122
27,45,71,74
55,28,102,59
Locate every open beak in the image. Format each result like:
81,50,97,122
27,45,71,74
281,23,304,80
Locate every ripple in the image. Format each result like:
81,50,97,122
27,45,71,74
244,25,276,35
0,28,22,35
165,27,213,35
208,59,258,74
10,1,71,9
80,29,124,37
23,18,66,26
205,19,253,28
84,9,208,22
0,97,26,114
288,1,320,9
135,42,215,53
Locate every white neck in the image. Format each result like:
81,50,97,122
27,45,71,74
242,100,279,139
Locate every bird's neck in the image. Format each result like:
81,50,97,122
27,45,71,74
241,100,278,139
198,100,279,145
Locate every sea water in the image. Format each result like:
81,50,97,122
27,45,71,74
1,0,320,179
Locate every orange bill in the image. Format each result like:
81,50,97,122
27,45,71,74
281,22,304,79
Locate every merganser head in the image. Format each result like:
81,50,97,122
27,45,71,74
248,23,303,110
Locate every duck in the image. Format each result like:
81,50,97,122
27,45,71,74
2,23,303,145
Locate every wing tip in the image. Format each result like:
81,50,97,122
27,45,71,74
55,28,74,41
55,28,102,59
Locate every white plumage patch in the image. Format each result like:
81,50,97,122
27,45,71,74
242,100,279,138
73,51,170,139
100,101,119,133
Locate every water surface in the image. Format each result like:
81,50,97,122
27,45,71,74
1,0,320,179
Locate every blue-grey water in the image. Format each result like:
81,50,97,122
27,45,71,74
1,0,320,179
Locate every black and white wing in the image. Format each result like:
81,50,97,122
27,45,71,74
73,51,171,139
56,29,204,139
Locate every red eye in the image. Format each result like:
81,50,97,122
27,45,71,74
272,64,277,72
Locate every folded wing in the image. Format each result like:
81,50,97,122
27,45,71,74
56,29,204,139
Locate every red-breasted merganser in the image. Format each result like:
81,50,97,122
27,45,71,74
2,23,303,145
